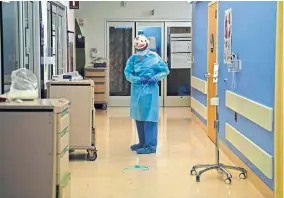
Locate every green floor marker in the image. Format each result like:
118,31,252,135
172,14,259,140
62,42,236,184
123,165,150,173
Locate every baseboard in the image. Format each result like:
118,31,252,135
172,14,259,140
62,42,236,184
191,111,207,133
191,113,274,198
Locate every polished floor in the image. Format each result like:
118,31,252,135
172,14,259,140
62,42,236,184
70,107,264,198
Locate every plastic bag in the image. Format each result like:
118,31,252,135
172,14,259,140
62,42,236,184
7,68,38,100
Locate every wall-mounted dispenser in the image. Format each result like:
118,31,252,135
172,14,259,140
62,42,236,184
228,53,242,72
90,48,98,58
226,52,242,89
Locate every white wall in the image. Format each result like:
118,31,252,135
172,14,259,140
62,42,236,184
75,1,192,64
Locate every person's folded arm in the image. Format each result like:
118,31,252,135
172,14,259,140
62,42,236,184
124,57,142,84
152,57,170,82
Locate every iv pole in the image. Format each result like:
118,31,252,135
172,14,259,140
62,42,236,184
190,73,247,184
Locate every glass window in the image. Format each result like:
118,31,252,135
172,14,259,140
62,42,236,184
57,15,63,74
68,32,74,72
2,1,20,93
108,25,133,96
166,27,191,97
52,11,57,75
47,3,67,77
1,1,40,94
23,1,35,72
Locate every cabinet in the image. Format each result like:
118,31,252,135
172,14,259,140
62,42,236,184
84,67,107,109
0,99,71,198
47,80,97,161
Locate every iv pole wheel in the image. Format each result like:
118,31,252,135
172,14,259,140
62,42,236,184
190,169,197,175
217,168,223,174
239,172,247,179
224,178,232,184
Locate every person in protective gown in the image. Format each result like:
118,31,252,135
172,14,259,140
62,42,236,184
124,35,170,154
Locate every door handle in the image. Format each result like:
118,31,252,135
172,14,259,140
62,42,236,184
204,73,212,78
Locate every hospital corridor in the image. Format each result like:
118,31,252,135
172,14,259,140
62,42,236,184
0,1,283,198
70,107,264,198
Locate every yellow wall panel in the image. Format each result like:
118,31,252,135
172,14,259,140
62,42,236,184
191,97,207,120
191,76,207,94
226,91,273,131
225,123,273,179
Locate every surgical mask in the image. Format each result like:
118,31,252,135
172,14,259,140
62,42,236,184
136,49,149,56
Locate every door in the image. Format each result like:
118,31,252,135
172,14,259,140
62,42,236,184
22,1,41,97
164,22,191,107
1,1,40,95
135,22,164,106
46,2,67,79
23,1,35,72
107,22,135,106
207,2,218,143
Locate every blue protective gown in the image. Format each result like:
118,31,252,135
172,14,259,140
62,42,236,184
124,50,170,123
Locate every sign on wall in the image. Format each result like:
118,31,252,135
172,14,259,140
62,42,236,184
69,1,79,9
224,8,232,64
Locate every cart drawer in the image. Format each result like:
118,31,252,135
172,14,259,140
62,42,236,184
57,110,69,133
94,83,105,93
57,146,69,183
57,128,69,153
85,77,106,83
94,94,106,102
85,70,106,77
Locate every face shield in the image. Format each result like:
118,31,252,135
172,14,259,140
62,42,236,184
134,35,149,52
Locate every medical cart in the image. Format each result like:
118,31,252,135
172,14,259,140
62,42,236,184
84,67,107,110
47,80,97,161
0,99,71,198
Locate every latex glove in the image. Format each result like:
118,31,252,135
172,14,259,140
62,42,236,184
141,78,148,84
148,77,157,84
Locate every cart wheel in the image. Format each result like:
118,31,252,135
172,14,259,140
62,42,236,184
190,169,197,175
69,149,75,153
239,172,247,179
87,151,97,161
102,104,107,110
224,178,232,184
196,175,200,182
